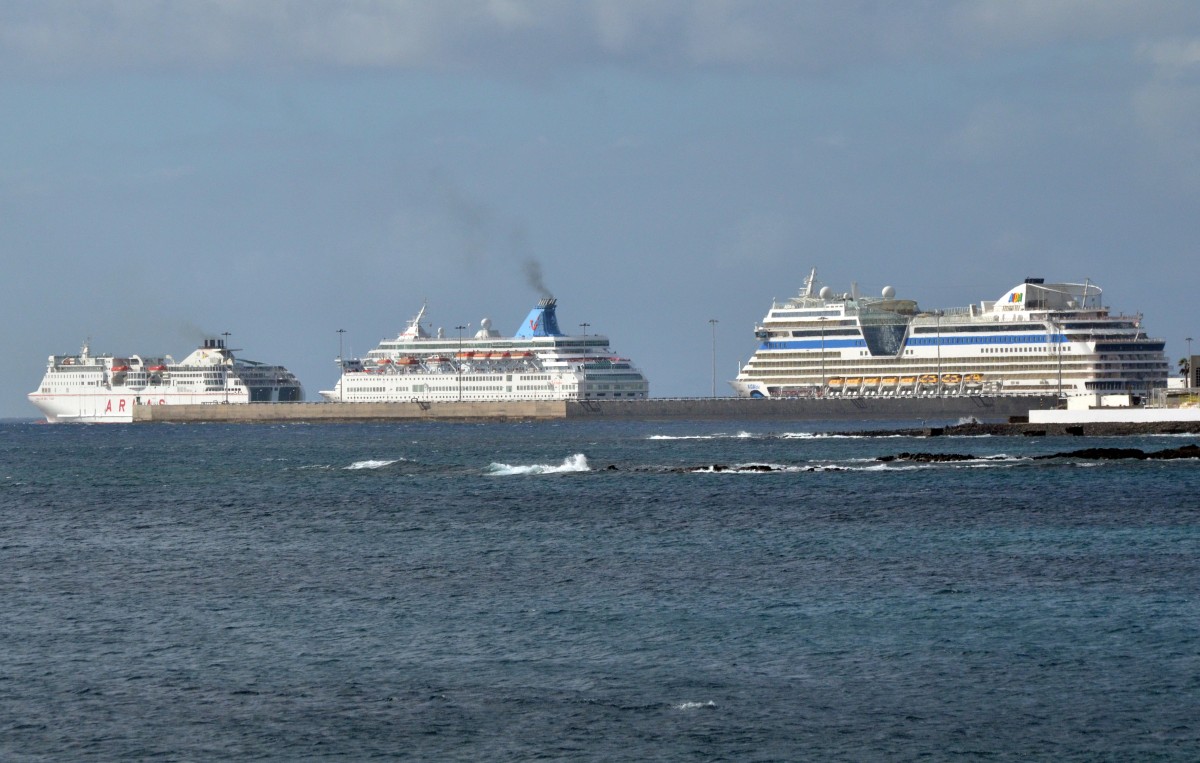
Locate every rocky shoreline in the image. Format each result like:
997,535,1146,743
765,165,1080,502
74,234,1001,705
650,443,1200,473
848,420,1200,438
879,444,1200,463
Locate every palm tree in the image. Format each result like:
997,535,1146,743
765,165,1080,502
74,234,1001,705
1181,357,1192,379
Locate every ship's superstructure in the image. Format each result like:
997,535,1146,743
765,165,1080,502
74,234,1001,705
731,270,1168,400
28,339,303,422
319,298,649,402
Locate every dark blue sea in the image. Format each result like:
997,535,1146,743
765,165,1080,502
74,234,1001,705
1,419,1197,761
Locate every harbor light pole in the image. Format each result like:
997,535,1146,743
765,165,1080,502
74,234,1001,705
455,324,467,402
709,319,718,397
336,328,346,402
221,331,231,404
579,322,590,335
1188,336,1194,387
934,312,942,397
1056,321,1064,396
819,317,826,392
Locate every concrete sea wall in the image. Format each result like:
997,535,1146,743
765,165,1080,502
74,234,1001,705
132,395,1059,424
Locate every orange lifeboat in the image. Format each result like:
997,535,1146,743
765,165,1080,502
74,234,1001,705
398,356,419,366
918,374,938,384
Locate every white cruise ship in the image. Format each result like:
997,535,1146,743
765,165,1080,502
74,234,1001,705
731,270,1168,400
319,298,649,402
28,338,304,423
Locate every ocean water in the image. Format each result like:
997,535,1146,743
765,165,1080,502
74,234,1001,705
1,419,1197,761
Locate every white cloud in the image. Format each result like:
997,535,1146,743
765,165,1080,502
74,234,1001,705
2,0,1198,77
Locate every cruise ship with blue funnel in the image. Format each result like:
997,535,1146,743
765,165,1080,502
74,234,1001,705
319,297,649,402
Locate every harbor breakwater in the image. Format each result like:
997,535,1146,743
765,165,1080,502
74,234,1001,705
132,395,1058,424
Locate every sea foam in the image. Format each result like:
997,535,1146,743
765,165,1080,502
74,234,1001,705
344,459,402,470
487,453,591,475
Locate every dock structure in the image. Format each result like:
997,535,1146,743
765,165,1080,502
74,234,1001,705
131,395,1058,423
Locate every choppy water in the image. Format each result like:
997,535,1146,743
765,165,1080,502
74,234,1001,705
1,419,1198,760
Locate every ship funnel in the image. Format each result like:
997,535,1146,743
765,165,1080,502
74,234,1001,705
515,297,563,337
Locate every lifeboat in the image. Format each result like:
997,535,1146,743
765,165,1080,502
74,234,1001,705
110,365,130,373
941,373,961,384
827,377,844,387
864,377,880,385
147,365,167,373
900,376,917,385
522,351,534,358
964,373,984,384
398,356,419,365
844,377,862,386
918,374,938,384
431,356,450,364
501,352,512,358
881,377,898,385
377,358,393,365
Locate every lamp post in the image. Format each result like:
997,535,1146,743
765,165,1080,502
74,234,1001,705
1188,336,1194,387
819,317,827,393
221,331,231,404
709,319,718,398
579,322,590,335
455,324,467,402
935,312,942,397
1055,320,1063,396
336,328,346,402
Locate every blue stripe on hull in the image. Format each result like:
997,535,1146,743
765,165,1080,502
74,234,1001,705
759,334,1073,351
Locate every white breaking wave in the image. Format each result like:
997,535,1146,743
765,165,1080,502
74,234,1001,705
675,701,717,710
344,459,402,470
487,453,591,475
646,434,722,440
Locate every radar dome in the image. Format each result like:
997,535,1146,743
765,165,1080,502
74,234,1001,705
881,285,895,299
819,286,833,299
480,317,492,330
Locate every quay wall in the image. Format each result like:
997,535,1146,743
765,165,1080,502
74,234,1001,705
133,395,1057,424
133,400,568,423
1028,407,1200,425
563,396,1056,421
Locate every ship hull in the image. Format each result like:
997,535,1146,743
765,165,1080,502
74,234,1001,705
28,338,303,423
734,273,1168,400
28,390,251,423
324,297,650,403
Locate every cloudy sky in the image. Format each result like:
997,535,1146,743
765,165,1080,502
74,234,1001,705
4,1,1200,416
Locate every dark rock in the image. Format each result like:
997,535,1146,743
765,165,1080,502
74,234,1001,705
878,452,979,463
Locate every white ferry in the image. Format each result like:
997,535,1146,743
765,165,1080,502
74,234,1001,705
28,338,304,423
319,297,649,402
732,270,1168,400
